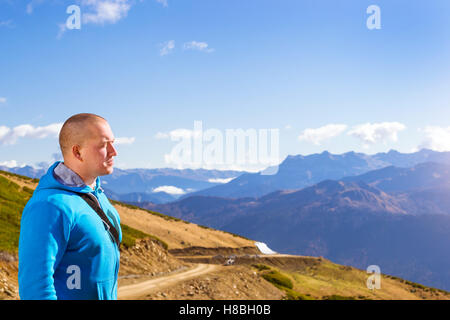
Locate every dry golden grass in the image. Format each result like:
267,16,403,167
270,261,450,300
0,172,38,190
115,203,256,250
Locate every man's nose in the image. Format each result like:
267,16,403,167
109,143,118,156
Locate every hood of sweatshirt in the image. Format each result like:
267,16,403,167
35,161,102,195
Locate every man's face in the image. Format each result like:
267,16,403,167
80,120,118,177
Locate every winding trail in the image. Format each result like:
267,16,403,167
118,263,219,300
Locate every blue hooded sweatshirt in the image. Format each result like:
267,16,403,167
18,161,122,300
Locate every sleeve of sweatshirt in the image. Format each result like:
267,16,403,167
18,201,72,300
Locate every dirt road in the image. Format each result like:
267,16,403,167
118,263,219,300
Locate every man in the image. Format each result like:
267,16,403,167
18,113,122,300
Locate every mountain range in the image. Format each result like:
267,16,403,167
186,149,450,199
0,164,242,204
142,161,450,291
2,149,450,204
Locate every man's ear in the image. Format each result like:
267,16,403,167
72,145,83,162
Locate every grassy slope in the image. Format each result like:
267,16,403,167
115,202,256,250
253,262,450,300
0,174,32,253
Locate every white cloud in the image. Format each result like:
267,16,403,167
0,97,6,104
0,160,21,168
160,40,175,56
418,126,450,152
155,132,169,139
170,128,201,139
157,128,201,140
0,122,63,145
26,1,37,14
115,137,135,145
298,124,347,145
208,177,235,184
82,0,132,25
54,0,133,37
56,23,67,40
156,0,168,7
183,41,215,53
152,185,186,195
0,126,10,141
26,3,33,14
25,0,46,15
348,122,406,146
0,20,13,28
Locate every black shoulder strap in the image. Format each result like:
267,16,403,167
76,192,121,248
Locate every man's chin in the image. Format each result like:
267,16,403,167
99,165,114,176
106,166,114,174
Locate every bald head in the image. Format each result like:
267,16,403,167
59,113,106,158
58,113,117,186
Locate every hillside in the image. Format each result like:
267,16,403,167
0,170,449,300
156,255,450,300
342,162,450,193
114,201,255,250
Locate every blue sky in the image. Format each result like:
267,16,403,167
1,0,450,170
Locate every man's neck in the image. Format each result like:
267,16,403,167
62,161,97,190
88,181,97,190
